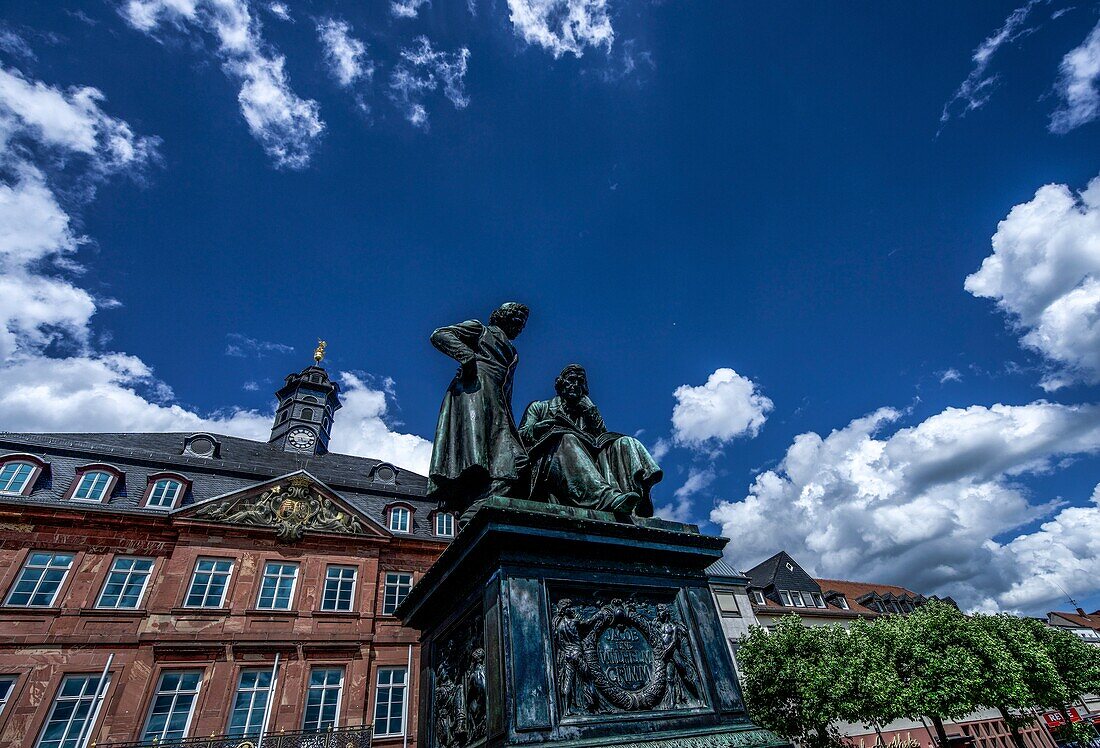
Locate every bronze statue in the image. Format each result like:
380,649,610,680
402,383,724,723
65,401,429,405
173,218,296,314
519,364,662,516
428,302,531,523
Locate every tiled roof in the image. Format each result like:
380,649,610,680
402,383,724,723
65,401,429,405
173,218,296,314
0,432,444,541
815,578,923,615
1049,611,1100,632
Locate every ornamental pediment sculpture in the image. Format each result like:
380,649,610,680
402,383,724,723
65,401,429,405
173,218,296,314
190,475,367,542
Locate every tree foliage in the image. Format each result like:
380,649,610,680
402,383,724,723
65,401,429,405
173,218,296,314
737,601,1100,747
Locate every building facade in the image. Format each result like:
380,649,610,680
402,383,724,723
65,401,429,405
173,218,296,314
709,551,1059,748
0,362,451,748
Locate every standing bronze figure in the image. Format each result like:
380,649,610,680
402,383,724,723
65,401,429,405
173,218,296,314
519,364,662,516
428,302,530,523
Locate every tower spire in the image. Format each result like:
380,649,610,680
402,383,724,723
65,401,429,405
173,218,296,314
268,342,342,455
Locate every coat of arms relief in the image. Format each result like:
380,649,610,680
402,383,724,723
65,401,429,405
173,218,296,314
191,476,367,542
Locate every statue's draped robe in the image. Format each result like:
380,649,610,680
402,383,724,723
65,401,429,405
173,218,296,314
428,320,528,507
519,396,662,516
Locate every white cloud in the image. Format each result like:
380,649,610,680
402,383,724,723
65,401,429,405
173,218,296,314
388,37,470,129
266,2,290,22
507,0,613,58
710,402,1100,613
940,0,1048,127
965,175,1100,390
316,17,371,88
670,368,773,449
391,0,431,20
0,65,430,475
1050,18,1100,134
328,372,432,473
939,368,963,384
224,333,294,358
656,465,715,523
122,0,323,169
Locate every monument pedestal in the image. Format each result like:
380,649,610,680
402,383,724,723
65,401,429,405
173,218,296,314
396,497,789,748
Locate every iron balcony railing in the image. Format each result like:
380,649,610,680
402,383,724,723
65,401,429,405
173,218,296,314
98,725,373,748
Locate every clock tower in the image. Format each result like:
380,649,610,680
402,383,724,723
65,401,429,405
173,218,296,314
268,341,342,455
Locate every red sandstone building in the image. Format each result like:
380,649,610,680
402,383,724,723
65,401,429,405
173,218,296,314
0,361,450,748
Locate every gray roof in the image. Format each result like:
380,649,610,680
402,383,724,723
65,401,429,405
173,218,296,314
0,432,444,541
706,558,747,581
745,550,821,593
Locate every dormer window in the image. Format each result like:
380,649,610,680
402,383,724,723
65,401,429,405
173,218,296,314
810,592,826,608
389,506,410,533
434,512,454,537
68,466,122,503
751,590,765,605
183,434,221,459
144,474,189,510
835,595,849,610
0,456,46,496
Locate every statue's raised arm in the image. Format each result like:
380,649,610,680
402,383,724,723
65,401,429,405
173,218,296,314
427,302,531,526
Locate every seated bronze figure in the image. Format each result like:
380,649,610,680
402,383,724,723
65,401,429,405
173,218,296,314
519,364,662,516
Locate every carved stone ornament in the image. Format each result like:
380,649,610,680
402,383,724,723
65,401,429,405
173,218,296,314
191,476,366,542
551,595,704,716
432,610,486,748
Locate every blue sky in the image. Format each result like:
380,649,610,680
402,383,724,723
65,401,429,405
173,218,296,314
1,0,1099,614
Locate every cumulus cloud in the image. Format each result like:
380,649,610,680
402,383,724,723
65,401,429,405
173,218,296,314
122,0,323,169
388,37,470,129
328,372,432,473
0,65,430,473
670,368,773,449
940,0,1049,127
710,402,1100,613
391,0,431,20
266,2,291,21
316,17,371,88
507,0,613,58
1050,18,1100,134
965,175,1100,390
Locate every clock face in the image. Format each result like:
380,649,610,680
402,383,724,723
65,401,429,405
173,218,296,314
287,428,316,452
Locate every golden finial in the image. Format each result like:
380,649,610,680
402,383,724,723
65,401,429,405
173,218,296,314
314,339,327,364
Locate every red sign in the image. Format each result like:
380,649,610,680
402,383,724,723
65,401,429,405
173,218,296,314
1043,708,1082,728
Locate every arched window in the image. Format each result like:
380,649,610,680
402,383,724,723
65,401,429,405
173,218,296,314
303,396,319,403
0,461,36,495
71,470,116,502
145,475,188,509
388,506,410,533
301,407,315,421
279,410,289,424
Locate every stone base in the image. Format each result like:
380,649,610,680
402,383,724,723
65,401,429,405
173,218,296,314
397,497,790,748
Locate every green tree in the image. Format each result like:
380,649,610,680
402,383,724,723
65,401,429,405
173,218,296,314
841,616,907,742
972,614,1059,748
1031,622,1100,745
890,601,989,745
738,616,852,748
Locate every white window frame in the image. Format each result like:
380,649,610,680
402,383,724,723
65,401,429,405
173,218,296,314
382,572,413,616
96,556,155,609
303,667,344,731
810,592,826,609
256,561,299,610
5,552,74,608
146,478,184,509
71,470,115,502
373,667,407,737
227,669,272,737
434,512,455,537
0,675,16,717
321,565,357,612
835,595,849,610
389,506,411,533
0,461,36,495
789,591,806,607
778,589,793,606
751,590,765,605
35,673,111,748
140,670,203,743
183,558,234,609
